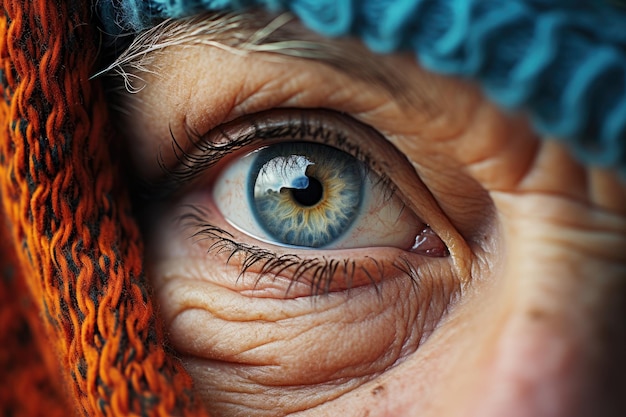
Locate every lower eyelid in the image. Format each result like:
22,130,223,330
162,201,455,298
150,216,463,412
151,239,463,384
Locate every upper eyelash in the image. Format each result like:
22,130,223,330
151,110,398,201
176,205,422,297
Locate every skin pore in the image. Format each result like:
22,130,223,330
109,12,626,417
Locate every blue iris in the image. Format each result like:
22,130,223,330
249,142,364,248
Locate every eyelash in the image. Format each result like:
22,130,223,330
155,110,397,200
175,205,422,297
142,110,425,296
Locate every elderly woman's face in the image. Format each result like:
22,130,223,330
113,13,626,417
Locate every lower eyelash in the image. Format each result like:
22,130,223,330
176,205,422,297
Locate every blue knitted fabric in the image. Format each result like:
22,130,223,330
98,0,626,172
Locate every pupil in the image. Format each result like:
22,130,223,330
290,176,323,207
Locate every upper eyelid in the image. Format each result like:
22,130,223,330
106,34,474,184
101,18,469,161
148,109,398,201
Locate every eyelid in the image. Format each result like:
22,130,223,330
116,42,466,181
155,109,395,198
139,108,460,291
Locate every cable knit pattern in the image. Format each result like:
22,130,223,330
99,0,626,172
0,0,209,415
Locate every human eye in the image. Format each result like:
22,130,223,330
213,112,447,254
217,138,417,251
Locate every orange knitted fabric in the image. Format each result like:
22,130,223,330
0,1,209,415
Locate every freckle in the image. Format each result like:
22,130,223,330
527,308,548,321
371,385,385,396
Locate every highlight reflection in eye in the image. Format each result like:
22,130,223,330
214,140,444,254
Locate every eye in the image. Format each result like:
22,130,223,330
214,141,427,250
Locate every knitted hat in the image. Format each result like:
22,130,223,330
0,1,624,416
0,1,206,415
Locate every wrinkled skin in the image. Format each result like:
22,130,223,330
115,14,626,417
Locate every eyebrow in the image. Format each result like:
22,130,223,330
97,11,439,115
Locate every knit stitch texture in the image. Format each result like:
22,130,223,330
99,0,626,173
0,0,209,415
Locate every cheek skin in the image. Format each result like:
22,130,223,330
152,262,457,416
466,190,626,417
304,151,626,417
460,237,625,417
290,218,625,417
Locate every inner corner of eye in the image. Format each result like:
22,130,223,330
209,136,446,256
